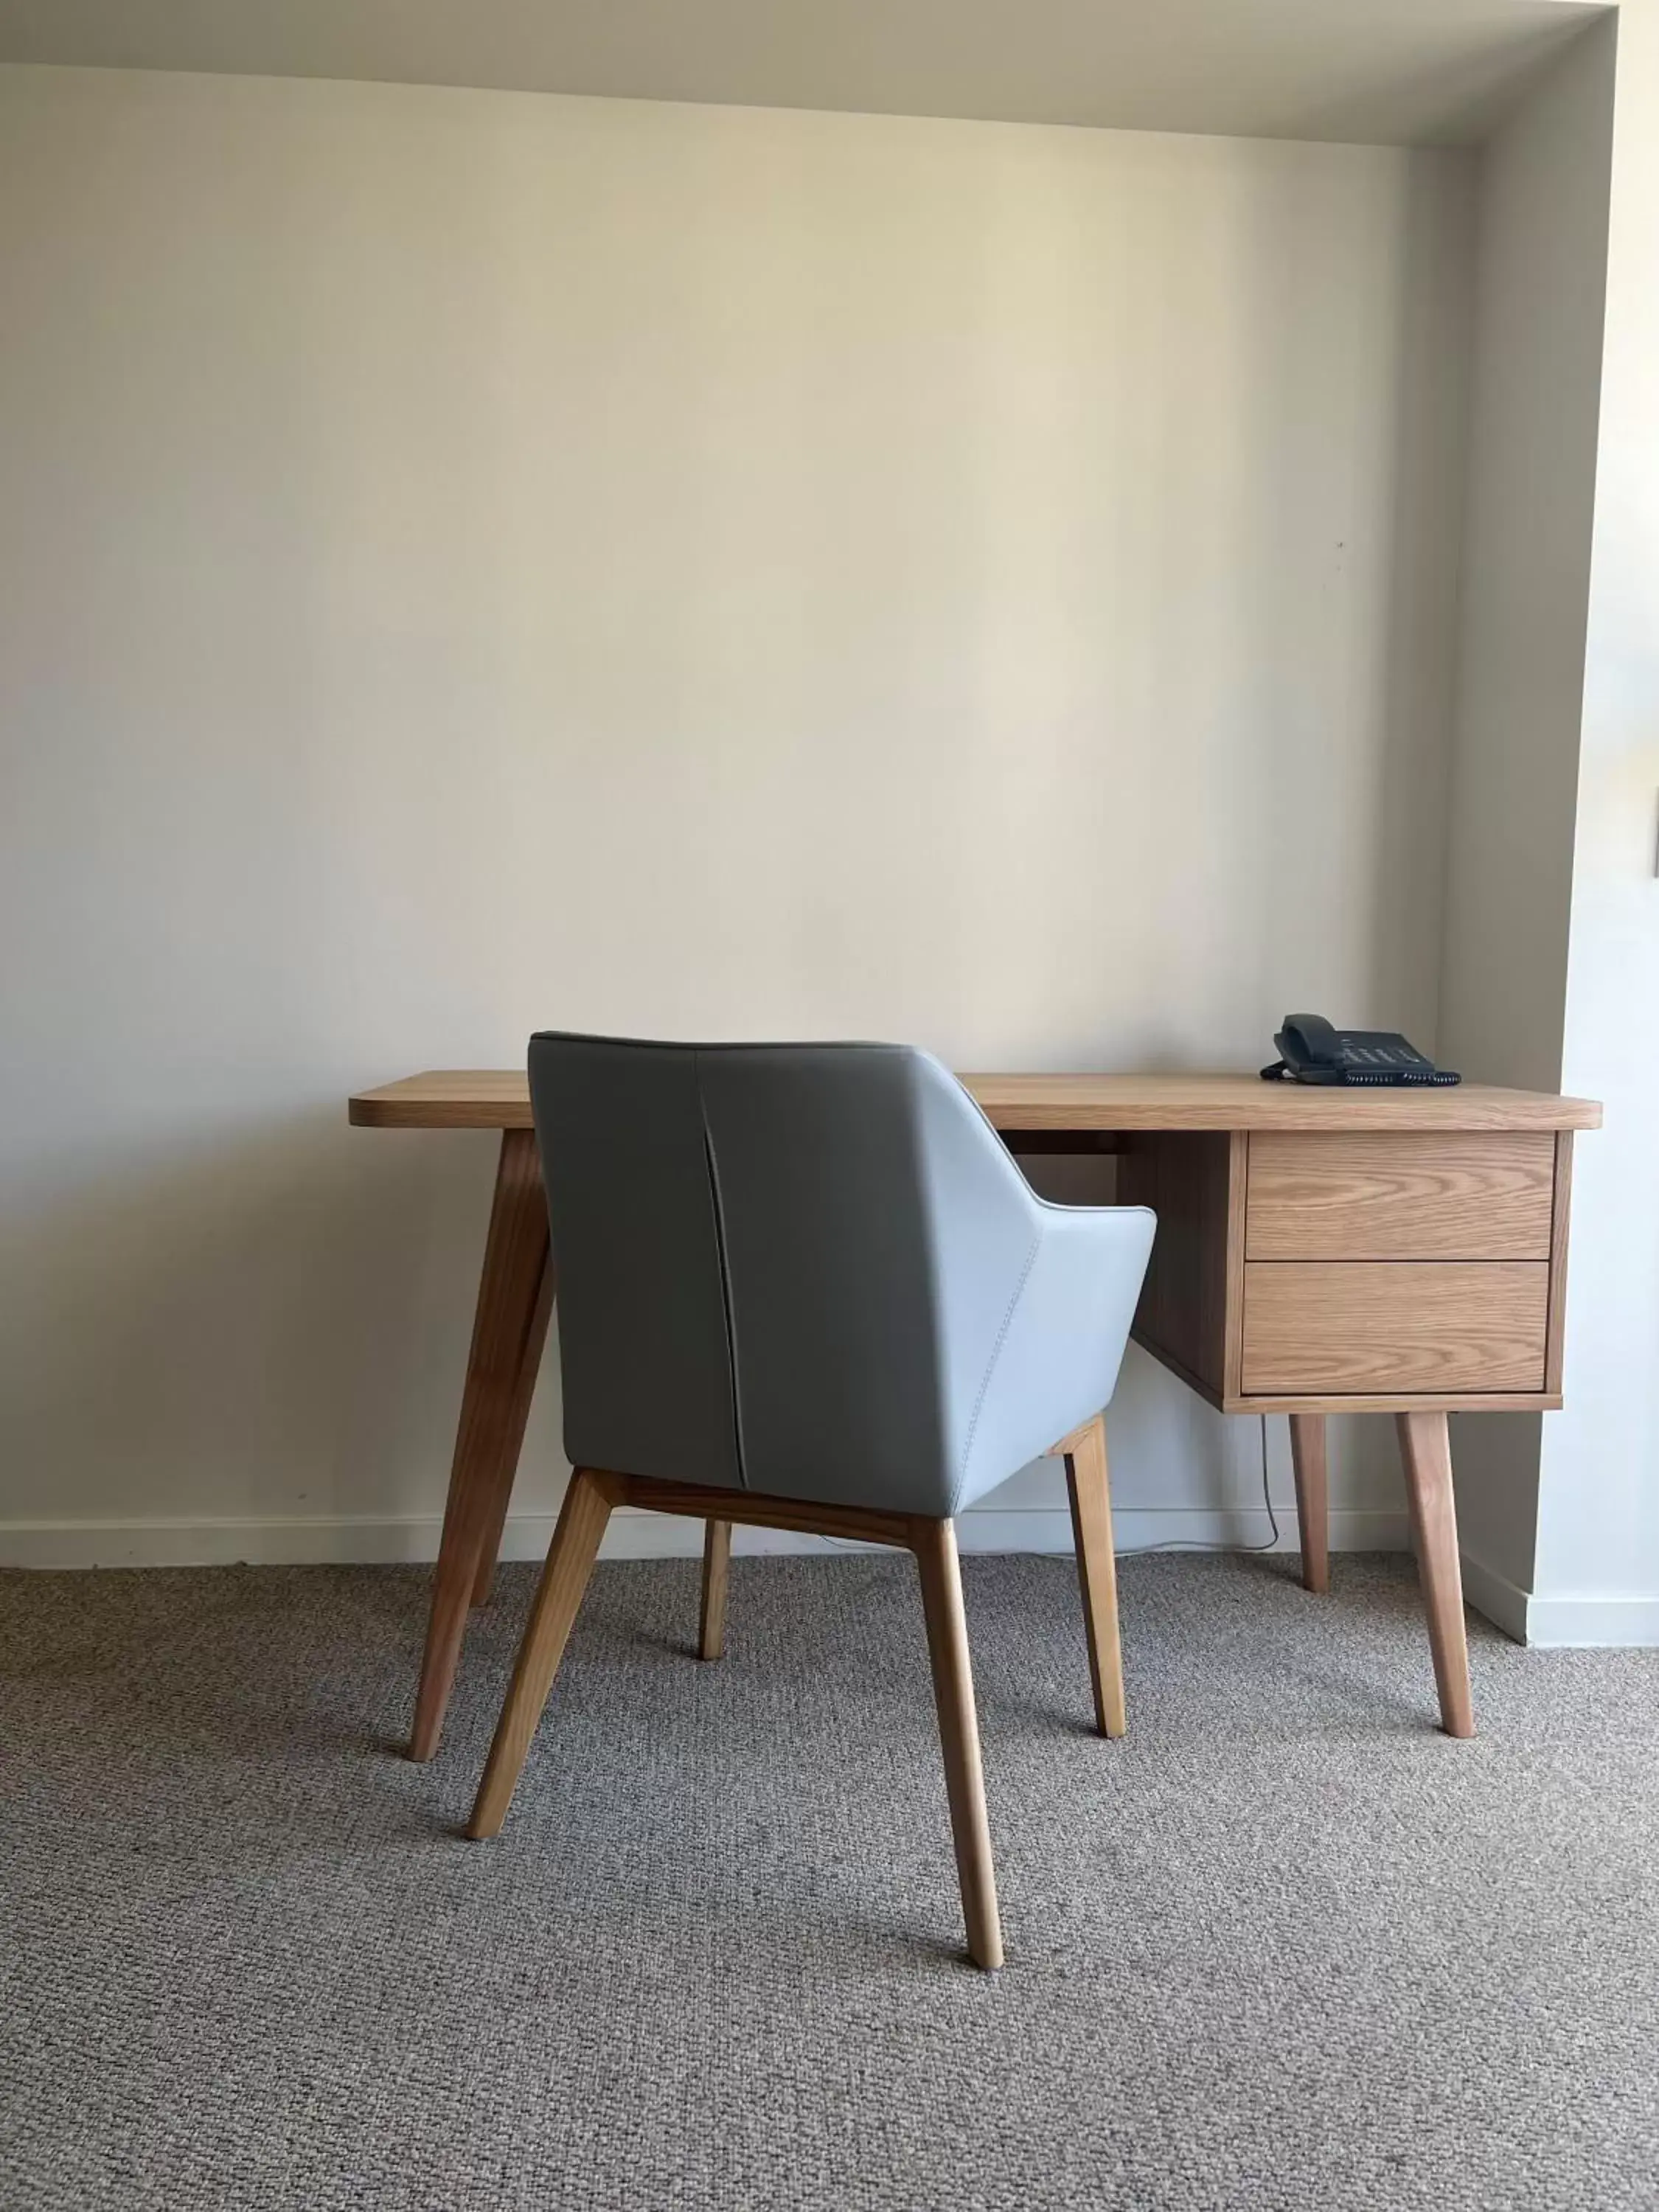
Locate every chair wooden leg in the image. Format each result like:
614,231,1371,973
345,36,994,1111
410,1130,553,1761
1395,1411,1475,1739
1062,1413,1127,1739
699,1519,732,1660
467,1468,616,1839
1289,1413,1329,1595
912,1518,1003,1970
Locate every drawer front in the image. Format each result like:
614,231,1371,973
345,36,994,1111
1246,1133,1554,1261
1241,1262,1548,1394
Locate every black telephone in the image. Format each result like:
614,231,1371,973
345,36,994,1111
1260,1014,1459,1088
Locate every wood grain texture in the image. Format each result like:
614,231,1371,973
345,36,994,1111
472,1245,558,1608
613,1475,915,1549
466,1466,619,1839
1046,1420,1101,1459
1287,1413,1329,1593
1118,1131,1236,1399
352,1070,537,1127
1395,1411,1475,1737
1228,1388,1562,1415
1241,1262,1548,1396
1545,1133,1573,1395
1223,1130,1248,1399
698,1519,732,1661
349,1068,1603,1134
409,1129,552,1762
1245,1132,1554,1260
913,1518,1003,1970
1062,1414,1126,1738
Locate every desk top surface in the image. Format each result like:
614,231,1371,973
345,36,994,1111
349,1068,1601,1134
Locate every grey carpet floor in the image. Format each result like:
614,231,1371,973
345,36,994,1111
4,1553,1658,2211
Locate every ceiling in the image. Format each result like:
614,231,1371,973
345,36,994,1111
0,0,1610,146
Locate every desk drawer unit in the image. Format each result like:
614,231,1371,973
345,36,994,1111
1245,1132,1554,1260
1240,1259,1548,1394
1239,1131,1562,1399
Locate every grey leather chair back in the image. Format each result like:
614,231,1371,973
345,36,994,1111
529,1032,1153,1518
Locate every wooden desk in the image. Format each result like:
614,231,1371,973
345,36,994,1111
350,1068,1601,1753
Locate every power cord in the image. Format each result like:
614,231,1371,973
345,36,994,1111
1113,1413,1281,1559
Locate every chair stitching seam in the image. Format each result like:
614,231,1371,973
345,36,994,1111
696,1054,750,1492
956,1228,1042,1510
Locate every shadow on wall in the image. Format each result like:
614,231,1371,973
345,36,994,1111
1215,142,1472,1040
0,1113,566,1532
1370,152,1477,1043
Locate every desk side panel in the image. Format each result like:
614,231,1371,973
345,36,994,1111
1545,1132,1573,1394
1119,1131,1240,1403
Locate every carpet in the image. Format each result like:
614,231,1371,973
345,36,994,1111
3,1551,1657,2210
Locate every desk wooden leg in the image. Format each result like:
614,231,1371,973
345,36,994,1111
408,1129,553,1763
1288,1413,1329,1594
1395,1411,1475,1739
472,1249,557,1609
471,1490,514,1608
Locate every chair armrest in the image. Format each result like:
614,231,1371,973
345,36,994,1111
952,1203,1155,1514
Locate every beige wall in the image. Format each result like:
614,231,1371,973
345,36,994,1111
1433,7,1659,1646
1435,18,1615,1610
0,66,1473,1559
1540,0,1659,1638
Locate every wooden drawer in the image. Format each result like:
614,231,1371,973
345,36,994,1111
1240,1262,1548,1394
1245,1132,1554,1261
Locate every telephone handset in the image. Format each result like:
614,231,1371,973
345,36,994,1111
1260,1013,1460,1088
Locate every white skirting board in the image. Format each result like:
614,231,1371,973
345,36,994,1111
1456,1551,1531,1644
8,1509,1658,1644
1458,1549,1659,1647
1,1503,1408,1570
